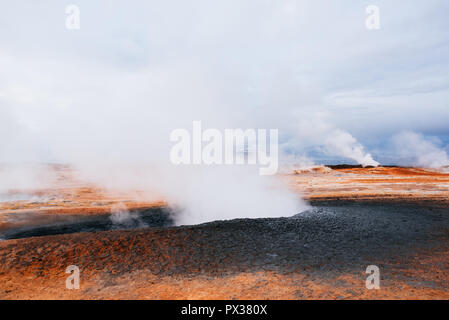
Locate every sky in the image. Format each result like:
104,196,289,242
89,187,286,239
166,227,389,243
1,0,449,166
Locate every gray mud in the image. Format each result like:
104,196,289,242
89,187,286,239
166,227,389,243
0,207,174,240
166,201,449,276
0,201,448,291
2,202,448,276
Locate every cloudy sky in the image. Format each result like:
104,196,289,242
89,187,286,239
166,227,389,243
1,0,449,166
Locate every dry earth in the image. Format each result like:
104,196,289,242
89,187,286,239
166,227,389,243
0,165,448,299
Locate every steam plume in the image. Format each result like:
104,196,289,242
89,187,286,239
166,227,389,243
391,131,449,169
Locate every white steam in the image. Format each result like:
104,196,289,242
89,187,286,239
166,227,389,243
391,131,449,169
324,129,379,167
293,116,379,167
0,164,58,196
109,203,147,228
3,0,447,224
163,166,306,225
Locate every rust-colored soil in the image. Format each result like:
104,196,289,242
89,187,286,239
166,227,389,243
0,224,447,300
0,165,448,299
289,166,449,204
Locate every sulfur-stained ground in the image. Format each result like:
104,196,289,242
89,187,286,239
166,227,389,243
0,165,448,299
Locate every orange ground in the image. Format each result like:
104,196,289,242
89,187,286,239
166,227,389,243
1,231,447,300
289,166,449,204
0,165,448,299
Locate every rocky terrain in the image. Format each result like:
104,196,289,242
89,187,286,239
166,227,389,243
0,165,448,299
